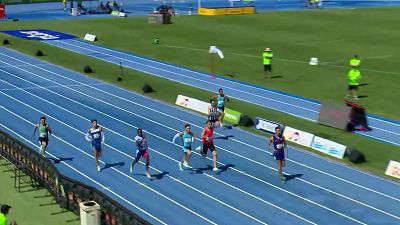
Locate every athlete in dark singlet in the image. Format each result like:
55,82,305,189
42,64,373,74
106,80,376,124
269,127,287,182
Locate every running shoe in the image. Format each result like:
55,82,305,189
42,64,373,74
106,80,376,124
280,175,286,183
146,171,152,179
178,162,184,171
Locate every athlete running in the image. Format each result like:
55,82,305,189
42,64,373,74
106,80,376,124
268,126,287,182
33,116,52,156
130,128,151,178
200,120,219,172
172,124,195,171
208,99,220,127
85,119,105,172
213,88,229,127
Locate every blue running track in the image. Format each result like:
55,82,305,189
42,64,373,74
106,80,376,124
44,39,400,146
0,47,400,225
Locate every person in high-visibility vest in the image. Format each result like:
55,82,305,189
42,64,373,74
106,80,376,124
262,47,273,78
0,205,16,225
347,67,361,100
349,55,361,68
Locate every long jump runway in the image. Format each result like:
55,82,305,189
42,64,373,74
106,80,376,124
45,39,400,146
0,47,399,225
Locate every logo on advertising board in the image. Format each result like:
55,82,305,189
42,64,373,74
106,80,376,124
255,117,282,133
283,126,314,148
385,160,400,179
1,29,77,41
311,136,347,159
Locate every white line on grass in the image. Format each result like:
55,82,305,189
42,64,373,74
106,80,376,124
320,54,393,65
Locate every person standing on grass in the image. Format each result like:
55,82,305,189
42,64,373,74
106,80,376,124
172,124,195,171
208,99,220,127
268,126,287,183
199,120,219,172
213,88,229,127
130,128,151,178
262,47,273,78
346,66,361,100
349,54,361,68
0,205,16,225
33,116,52,157
85,119,105,172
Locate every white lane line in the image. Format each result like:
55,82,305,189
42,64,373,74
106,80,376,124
4,51,398,199
0,123,168,225
24,43,314,122
0,69,382,224
0,83,104,91
54,40,400,129
0,77,317,225
0,107,219,225
0,84,279,225
69,39,320,106
2,55,399,199
0,63,48,68
1,54,397,207
50,40,318,114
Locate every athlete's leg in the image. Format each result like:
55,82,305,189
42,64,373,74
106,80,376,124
40,141,47,156
201,144,207,157
277,160,284,182
211,145,218,171
179,152,185,171
93,149,100,171
130,150,141,174
219,111,225,124
185,150,192,166
143,151,151,178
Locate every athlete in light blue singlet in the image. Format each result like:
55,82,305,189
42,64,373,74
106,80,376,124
214,88,229,127
173,124,195,171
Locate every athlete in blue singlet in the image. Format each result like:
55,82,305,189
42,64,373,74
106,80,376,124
172,124,195,171
214,88,229,127
85,119,105,172
268,126,287,182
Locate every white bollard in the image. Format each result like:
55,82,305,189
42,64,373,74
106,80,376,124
309,57,319,65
